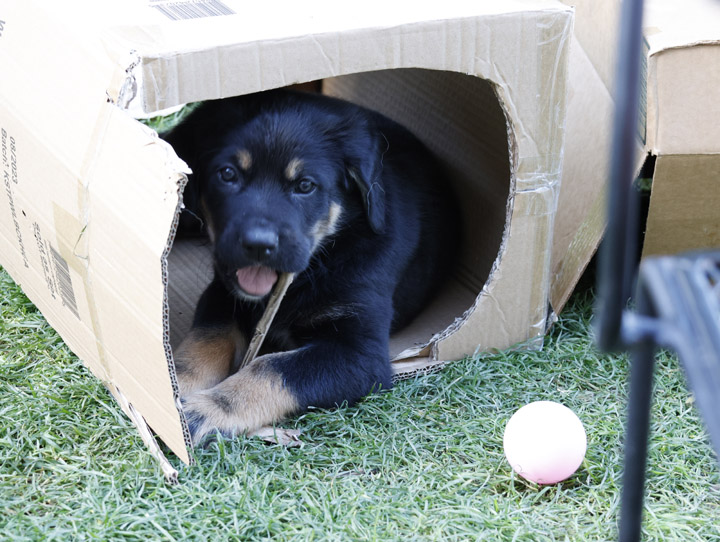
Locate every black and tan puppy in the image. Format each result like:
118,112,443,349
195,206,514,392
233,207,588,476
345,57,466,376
163,89,459,444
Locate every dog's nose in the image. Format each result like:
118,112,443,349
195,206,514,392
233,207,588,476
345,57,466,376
241,227,279,261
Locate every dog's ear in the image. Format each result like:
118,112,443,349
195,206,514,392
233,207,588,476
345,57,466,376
161,108,206,234
161,97,263,234
339,116,386,234
162,100,248,234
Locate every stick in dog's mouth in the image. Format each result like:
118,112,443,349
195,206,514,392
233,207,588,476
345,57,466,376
238,272,295,369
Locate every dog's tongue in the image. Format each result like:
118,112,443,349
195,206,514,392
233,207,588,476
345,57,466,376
236,266,278,297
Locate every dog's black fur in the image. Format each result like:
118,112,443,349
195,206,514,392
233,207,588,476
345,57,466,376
163,89,460,444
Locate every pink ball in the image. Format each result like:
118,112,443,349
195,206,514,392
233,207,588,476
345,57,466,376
503,401,587,485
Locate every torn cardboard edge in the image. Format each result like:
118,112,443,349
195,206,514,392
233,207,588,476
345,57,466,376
320,66,560,359
114,383,301,484
137,260,302,476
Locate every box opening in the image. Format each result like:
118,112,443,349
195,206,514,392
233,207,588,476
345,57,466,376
166,68,512,369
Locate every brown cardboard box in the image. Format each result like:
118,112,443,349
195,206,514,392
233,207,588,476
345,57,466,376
550,0,649,313
547,0,719,322
0,0,573,474
549,0,720,310
641,0,720,257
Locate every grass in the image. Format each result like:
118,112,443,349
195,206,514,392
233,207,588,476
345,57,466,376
1,265,719,541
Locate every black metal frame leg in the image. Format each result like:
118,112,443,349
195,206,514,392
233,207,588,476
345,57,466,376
619,286,657,542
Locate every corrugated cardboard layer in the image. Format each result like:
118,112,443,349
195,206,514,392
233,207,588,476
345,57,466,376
0,0,189,460
80,110,188,461
0,104,189,463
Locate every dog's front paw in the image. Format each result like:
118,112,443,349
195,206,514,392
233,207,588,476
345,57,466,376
181,392,235,446
179,360,300,446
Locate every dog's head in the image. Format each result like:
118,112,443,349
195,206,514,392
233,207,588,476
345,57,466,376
164,91,387,301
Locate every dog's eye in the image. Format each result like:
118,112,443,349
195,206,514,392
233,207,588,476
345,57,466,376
295,178,317,195
218,166,239,183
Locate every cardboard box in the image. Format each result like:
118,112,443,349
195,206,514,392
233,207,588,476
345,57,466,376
550,0,720,284
0,0,573,473
549,0,650,312
640,0,720,257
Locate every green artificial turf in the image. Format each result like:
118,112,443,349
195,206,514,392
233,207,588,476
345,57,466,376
1,265,719,541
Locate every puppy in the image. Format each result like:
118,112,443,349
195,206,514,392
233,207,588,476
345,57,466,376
163,89,460,444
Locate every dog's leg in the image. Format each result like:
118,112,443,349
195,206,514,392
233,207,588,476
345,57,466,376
174,326,245,396
174,278,246,396
181,316,393,444
181,352,299,442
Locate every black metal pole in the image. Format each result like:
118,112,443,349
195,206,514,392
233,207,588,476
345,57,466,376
595,0,645,352
619,284,656,542
592,0,650,538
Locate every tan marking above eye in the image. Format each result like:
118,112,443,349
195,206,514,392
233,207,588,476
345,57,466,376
285,158,304,181
236,149,252,171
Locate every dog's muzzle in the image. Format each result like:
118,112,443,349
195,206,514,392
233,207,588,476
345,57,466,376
231,226,279,298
